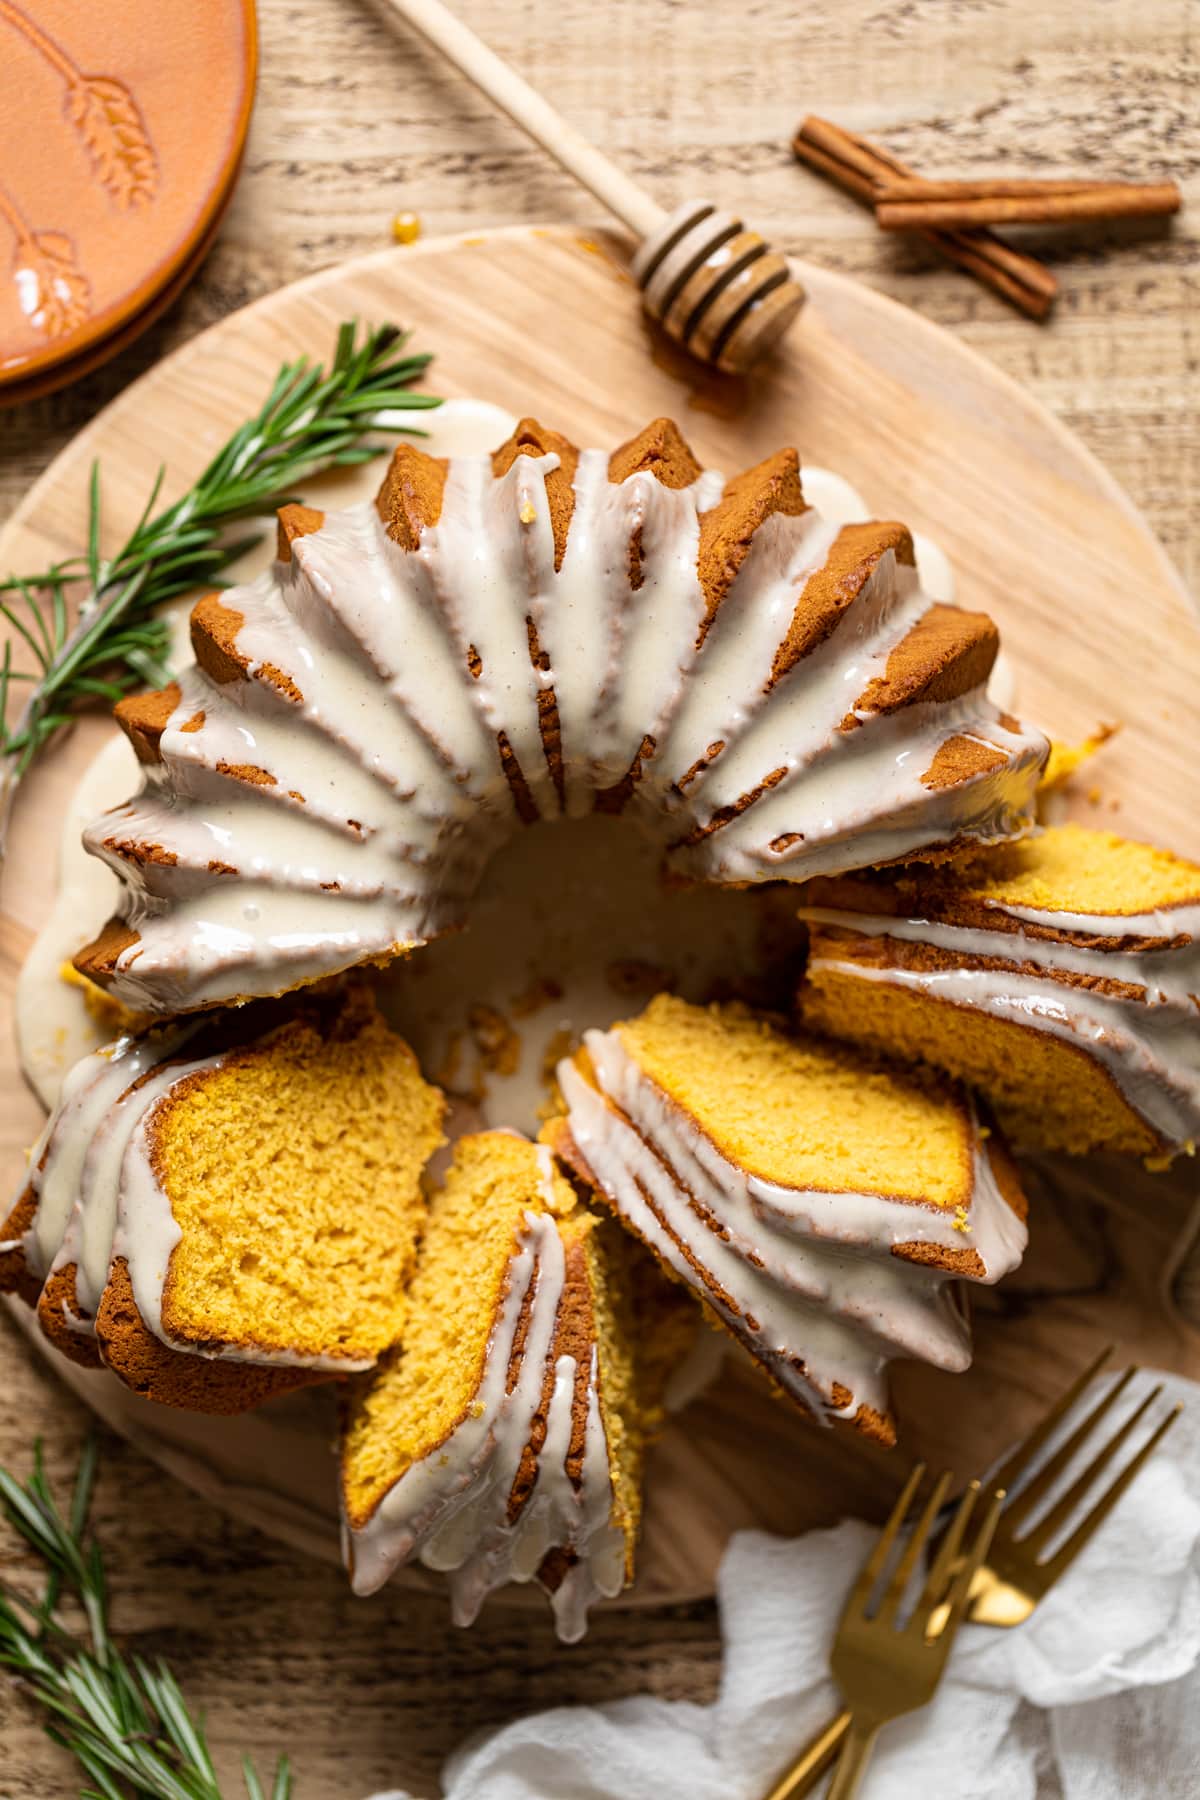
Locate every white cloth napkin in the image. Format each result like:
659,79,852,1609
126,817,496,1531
368,1370,1200,1799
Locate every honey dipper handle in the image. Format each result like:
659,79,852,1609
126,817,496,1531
377,0,666,241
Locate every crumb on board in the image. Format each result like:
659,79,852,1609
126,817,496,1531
606,959,673,998
510,976,564,1018
467,1003,521,1076
1038,724,1119,803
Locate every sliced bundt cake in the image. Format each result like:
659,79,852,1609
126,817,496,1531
1,987,445,1412
545,994,1028,1445
340,1130,642,1643
74,416,1046,1013
797,823,1200,1159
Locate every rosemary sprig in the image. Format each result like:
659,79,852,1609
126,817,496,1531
1,1440,291,1798
0,319,440,849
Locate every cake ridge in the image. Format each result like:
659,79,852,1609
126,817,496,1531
552,449,725,809
651,518,928,830
673,692,1039,881
768,520,916,690
139,667,440,847
286,518,507,806
291,501,507,800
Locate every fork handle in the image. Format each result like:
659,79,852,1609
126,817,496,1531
826,1721,880,1800
761,1709,852,1799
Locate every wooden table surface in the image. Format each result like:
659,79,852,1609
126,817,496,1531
1,1,1196,1793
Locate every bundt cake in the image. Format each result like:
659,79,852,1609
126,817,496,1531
340,1131,641,1642
797,824,1200,1159
72,416,1047,1014
545,994,1028,1444
9,407,1085,1629
0,987,445,1412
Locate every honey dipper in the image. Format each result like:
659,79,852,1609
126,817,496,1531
376,0,806,372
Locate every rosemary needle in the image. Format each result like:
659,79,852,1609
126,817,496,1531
0,319,439,850
1,1440,291,1798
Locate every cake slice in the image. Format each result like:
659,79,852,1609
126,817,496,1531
546,994,1028,1445
0,987,445,1412
797,824,1200,1159
340,1130,642,1643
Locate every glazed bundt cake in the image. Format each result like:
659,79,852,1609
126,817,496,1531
545,994,1028,1444
73,416,1047,1014
797,824,1200,1159
340,1131,641,1642
8,408,1087,1630
0,987,445,1412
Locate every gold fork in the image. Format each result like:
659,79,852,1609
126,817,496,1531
764,1347,1183,1799
811,1465,1003,1799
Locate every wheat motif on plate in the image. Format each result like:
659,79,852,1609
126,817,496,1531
0,0,159,211
0,183,91,338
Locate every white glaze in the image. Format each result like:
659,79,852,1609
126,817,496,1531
54,1038,199,1320
1000,897,1200,943
8,1028,184,1280
14,731,139,1109
541,453,726,809
343,1207,623,1642
372,398,517,457
646,510,910,821
76,423,1045,1013
558,1031,1026,1423
668,693,1040,884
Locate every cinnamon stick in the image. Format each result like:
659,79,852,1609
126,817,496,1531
790,136,879,208
878,176,1180,202
877,184,1182,230
792,117,1057,319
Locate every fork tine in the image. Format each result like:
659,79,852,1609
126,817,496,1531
987,1344,1113,1498
915,1479,986,1641
914,1478,979,1621
844,1463,925,1618
1018,1385,1163,1558
925,1485,1006,1654
997,1364,1136,1536
1040,1405,1182,1583
877,1468,952,1625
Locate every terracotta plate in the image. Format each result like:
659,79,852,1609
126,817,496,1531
0,0,256,394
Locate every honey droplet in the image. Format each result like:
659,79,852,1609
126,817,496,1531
391,212,421,245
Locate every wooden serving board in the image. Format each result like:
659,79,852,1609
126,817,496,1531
2,225,1198,1608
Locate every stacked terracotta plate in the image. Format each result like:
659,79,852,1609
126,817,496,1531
0,0,257,404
